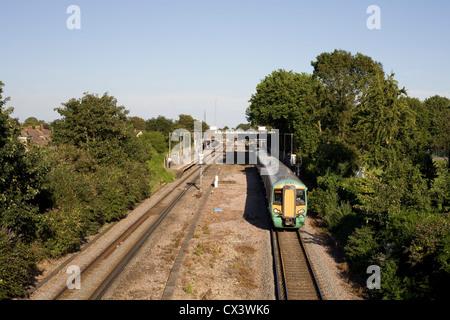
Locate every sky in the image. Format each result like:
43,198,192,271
1,0,449,129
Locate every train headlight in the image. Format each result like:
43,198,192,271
297,209,305,214
273,208,280,214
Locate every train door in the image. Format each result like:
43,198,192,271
282,185,296,218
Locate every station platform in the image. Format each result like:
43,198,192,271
167,159,197,178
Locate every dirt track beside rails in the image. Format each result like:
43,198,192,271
170,164,274,300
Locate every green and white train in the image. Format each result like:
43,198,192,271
256,150,307,229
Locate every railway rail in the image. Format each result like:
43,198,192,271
272,229,323,300
52,151,217,300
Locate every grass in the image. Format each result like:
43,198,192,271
194,244,204,256
147,154,174,192
202,222,210,235
229,256,257,289
183,283,195,295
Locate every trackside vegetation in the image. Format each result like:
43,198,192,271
246,50,449,299
0,88,185,298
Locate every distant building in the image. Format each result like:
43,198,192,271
19,126,52,146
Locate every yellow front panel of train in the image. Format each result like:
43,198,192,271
283,189,296,218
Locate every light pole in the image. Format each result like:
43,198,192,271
199,153,204,191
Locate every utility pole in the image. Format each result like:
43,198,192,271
199,153,204,191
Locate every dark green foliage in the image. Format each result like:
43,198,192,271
36,145,153,258
128,116,146,130
424,95,450,156
315,139,362,177
0,83,49,242
141,131,167,154
311,49,384,140
0,82,44,297
146,115,175,137
246,70,322,156
52,92,130,165
0,228,35,299
345,226,380,272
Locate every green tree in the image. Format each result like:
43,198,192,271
128,116,146,130
175,114,196,132
235,123,254,131
350,72,415,168
424,95,450,166
141,131,166,154
402,97,432,148
145,115,175,137
23,117,49,129
0,82,48,241
52,92,130,163
246,70,322,155
311,49,385,140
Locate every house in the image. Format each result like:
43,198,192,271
19,126,52,146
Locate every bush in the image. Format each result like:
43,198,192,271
37,144,153,256
0,228,35,298
147,154,174,191
309,174,364,241
374,258,410,300
315,139,362,177
40,208,89,257
324,200,358,241
344,226,380,272
95,162,150,223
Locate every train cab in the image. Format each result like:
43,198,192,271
272,186,307,228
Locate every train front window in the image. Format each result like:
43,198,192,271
296,189,305,205
274,189,282,205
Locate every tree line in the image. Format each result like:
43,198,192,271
246,49,449,299
0,85,205,298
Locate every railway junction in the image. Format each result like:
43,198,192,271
29,144,361,300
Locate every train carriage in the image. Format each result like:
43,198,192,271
256,150,307,229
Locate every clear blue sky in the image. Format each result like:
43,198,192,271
1,0,449,128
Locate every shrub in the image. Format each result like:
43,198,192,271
147,154,174,191
315,139,362,177
345,226,380,272
373,258,410,300
40,208,90,257
324,200,358,241
0,228,35,298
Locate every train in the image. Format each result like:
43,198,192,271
256,149,307,229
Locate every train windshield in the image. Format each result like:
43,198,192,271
274,189,282,205
296,189,305,205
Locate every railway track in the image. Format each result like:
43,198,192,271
52,152,216,300
272,229,323,300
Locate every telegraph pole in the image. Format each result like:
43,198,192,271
199,153,204,191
